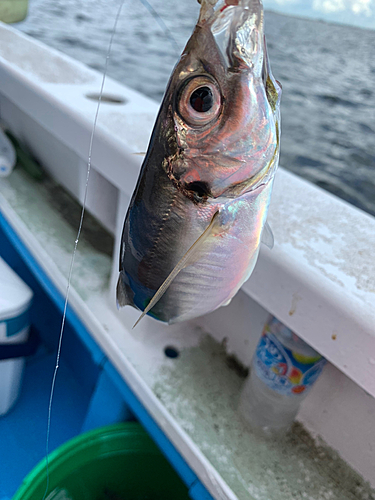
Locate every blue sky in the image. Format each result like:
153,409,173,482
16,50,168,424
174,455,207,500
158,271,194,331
263,0,375,29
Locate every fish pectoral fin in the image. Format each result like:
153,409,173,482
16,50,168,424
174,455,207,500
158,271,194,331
133,211,220,328
116,271,135,309
261,220,274,249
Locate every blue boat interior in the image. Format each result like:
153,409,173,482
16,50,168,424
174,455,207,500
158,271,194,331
0,212,212,500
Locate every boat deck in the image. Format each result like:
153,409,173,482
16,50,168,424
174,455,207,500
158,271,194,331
1,164,374,499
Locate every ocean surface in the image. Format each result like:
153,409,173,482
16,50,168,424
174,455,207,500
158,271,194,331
16,0,375,216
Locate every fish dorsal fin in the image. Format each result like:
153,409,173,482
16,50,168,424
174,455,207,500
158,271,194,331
133,211,220,328
261,221,274,249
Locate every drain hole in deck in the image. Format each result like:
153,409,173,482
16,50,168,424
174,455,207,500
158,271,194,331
85,92,127,104
164,346,179,359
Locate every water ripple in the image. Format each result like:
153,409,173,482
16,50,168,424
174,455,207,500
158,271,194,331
14,1,375,217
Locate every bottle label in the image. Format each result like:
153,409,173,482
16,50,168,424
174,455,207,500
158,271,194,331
254,320,326,397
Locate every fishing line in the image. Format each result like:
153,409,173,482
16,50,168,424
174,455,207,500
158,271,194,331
42,0,179,497
138,0,180,55
42,1,126,498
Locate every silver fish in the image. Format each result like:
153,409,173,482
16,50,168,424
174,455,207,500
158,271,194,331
117,0,281,325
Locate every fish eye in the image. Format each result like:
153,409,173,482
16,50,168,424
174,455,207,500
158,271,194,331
190,87,213,112
178,76,221,127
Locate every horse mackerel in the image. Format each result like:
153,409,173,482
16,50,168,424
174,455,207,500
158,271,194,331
117,0,282,324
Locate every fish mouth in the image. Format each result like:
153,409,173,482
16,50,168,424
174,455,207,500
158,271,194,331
198,0,265,72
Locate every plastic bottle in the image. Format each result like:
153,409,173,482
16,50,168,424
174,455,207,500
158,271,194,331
0,128,16,178
239,316,326,436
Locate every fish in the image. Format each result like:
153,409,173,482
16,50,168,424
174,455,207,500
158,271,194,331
117,0,281,325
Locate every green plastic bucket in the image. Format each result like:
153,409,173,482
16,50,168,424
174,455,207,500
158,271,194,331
13,423,190,500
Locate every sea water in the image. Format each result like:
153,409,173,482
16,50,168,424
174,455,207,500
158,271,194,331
15,0,375,217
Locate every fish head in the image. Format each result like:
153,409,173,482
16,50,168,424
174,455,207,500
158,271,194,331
156,0,282,201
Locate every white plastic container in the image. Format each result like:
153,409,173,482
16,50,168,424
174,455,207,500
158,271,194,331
0,257,33,416
239,316,326,437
